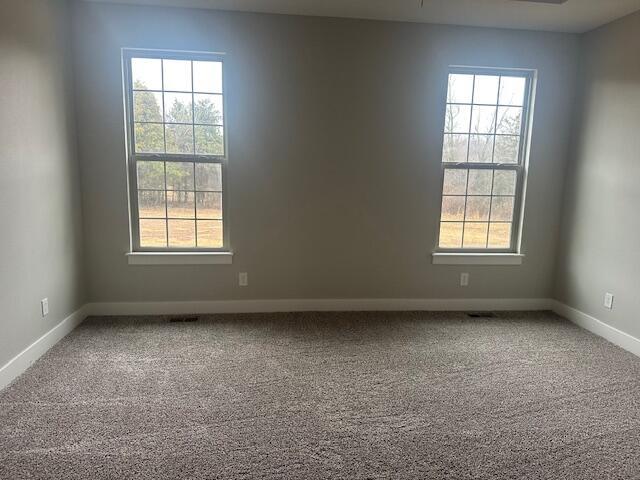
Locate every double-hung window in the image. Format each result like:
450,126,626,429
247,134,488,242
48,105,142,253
437,68,534,252
123,50,228,251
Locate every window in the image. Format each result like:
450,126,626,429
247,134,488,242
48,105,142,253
123,50,227,251
437,68,534,252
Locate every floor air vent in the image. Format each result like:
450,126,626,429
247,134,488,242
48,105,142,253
169,316,199,323
467,312,496,318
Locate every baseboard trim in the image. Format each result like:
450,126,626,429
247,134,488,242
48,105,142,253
6,299,634,391
0,305,88,391
552,300,640,358
86,298,554,316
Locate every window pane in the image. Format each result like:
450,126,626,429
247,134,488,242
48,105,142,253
133,91,163,122
473,75,499,104
166,162,194,190
496,107,522,135
197,220,223,248
471,106,497,134
444,105,471,133
463,222,488,248
494,135,520,164
437,69,529,253
465,196,491,222
164,93,193,123
140,219,167,247
447,74,473,103
443,169,468,195
488,223,512,248
490,196,515,222
441,196,465,221
137,161,165,189
467,169,493,195
196,192,223,219
138,191,166,218
492,170,517,195
439,222,463,248
165,124,194,154
163,59,192,91
132,58,162,91
194,94,223,124
134,123,164,153
195,163,222,191
129,54,226,252
442,134,468,163
168,219,195,247
468,135,494,163
167,191,195,219
499,77,526,106
193,61,222,94
195,125,224,155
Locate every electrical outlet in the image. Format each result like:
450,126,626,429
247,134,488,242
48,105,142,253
460,273,469,287
41,298,49,317
604,293,614,310
239,272,248,287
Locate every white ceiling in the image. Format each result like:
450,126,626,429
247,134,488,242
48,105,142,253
84,0,640,33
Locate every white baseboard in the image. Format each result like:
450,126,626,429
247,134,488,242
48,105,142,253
4,299,635,392
0,305,88,391
552,300,640,358
86,297,553,316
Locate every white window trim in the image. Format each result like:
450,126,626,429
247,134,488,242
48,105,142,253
432,253,524,266
122,48,231,255
435,66,537,257
126,251,233,265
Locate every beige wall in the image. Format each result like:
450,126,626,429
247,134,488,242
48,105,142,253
0,0,85,366
555,12,640,338
72,2,579,302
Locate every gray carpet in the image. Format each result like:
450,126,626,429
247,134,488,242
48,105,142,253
1,311,639,479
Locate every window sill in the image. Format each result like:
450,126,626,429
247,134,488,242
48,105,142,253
432,253,524,266
126,251,233,265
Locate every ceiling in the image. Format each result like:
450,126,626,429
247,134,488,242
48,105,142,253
83,0,640,33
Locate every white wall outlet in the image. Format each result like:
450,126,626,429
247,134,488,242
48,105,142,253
239,272,248,287
604,293,614,310
460,273,469,287
41,298,49,317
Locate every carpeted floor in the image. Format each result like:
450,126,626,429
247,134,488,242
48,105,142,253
1,311,639,479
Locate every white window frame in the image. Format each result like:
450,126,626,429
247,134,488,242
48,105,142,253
122,48,230,253
435,66,536,255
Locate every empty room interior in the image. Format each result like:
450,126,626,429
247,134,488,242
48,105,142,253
2,0,640,478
